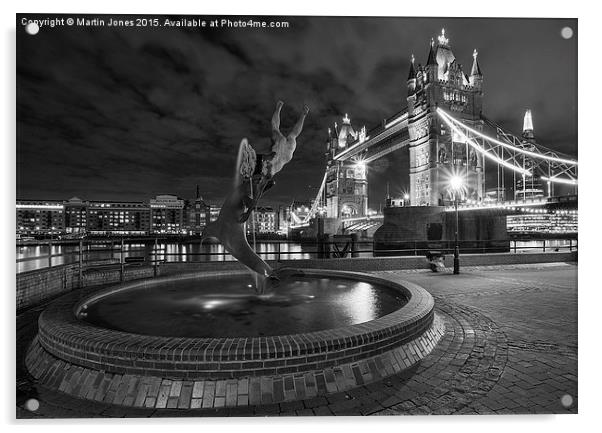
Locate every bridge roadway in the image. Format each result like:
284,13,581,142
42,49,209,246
333,109,409,163
335,195,578,233
443,194,577,213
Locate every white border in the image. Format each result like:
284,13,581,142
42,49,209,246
2,1,596,433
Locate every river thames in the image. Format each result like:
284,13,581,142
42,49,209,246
16,239,575,273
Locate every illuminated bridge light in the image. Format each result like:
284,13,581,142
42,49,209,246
437,109,532,176
541,176,578,186
439,109,578,166
384,113,407,129
333,112,408,161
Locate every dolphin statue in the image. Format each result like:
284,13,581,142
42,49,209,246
200,102,309,283
200,138,274,279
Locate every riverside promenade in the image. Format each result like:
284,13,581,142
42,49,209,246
17,261,577,417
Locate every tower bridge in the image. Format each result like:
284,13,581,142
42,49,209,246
289,29,577,247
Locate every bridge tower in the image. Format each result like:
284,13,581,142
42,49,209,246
324,114,368,218
407,29,485,206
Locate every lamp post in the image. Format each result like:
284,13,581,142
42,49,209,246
450,176,463,274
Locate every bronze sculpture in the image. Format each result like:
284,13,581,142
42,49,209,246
201,101,309,281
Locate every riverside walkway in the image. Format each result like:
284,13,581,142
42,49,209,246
17,262,577,417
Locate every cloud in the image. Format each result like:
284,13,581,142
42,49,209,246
17,15,577,207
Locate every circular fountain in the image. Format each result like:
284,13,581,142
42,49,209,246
26,269,443,409
25,102,443,410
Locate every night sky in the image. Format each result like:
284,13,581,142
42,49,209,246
16,15,577,208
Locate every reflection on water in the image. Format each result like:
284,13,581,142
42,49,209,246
16,241,314,273
83,275,407,338
341,282,377,324
16,239,575,273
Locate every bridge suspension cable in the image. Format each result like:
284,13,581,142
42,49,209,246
437,108,532,176
437,108,578,187
481,115,578,186
443,112,578,165
302,171,328,223
540,176,577,185
480,116,578,165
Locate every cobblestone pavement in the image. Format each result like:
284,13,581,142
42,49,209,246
16,262,577,417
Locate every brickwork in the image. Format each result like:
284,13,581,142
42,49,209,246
17,263,155,312
81,266,154,287
16,264,79,312
26,315,444,409
35,270,435,381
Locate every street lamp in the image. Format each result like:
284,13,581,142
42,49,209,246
450,175,463,274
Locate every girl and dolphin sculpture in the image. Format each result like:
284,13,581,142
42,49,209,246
200,101,309,281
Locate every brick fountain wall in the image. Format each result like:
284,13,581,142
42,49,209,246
26,271,444,409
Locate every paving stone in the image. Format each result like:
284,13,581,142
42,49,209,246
295,408,314,416
225,380,238,407
279,400,304,412
254,403,279,415
16,264,577,418
303,373,318,398
133,383,149,408
237,378,248,396
312,406,333,416
248,378,261,406
177,382,193,409
166,396,179,409
201,382,216,409
155,382,171,409
260,377,274,404
303,396,328,408
192,381,204,399
112,375,131,406
272,378,285,403
169,380,182,397
121,377,139,406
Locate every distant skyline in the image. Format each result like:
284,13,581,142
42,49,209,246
15,193,276,207
17,15,577,208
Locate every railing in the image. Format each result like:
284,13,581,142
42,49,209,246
16,239,166,276
372,238,577,256
16,237,577,275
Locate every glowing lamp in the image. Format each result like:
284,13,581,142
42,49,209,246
354,159,366,171
450,176,463,191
